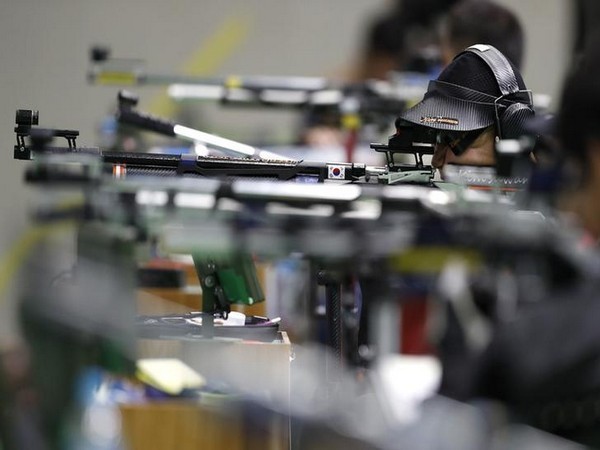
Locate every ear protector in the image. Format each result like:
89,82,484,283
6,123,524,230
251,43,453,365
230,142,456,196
464,44,535,140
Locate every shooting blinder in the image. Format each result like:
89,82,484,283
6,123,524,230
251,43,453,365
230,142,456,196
394,118,483,157
436,128,486,156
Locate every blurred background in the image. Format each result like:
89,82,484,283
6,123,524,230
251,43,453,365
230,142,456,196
0,0,573,345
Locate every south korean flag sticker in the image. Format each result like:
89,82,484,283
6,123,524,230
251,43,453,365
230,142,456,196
328,165,346,180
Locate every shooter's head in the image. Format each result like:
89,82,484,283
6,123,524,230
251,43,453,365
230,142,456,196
399,45,534,169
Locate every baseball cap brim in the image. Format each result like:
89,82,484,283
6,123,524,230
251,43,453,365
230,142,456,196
400,89,497,132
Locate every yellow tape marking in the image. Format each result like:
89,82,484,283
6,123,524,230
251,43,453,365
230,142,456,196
390,246,482,274
148,14,253,117
0,222,76,298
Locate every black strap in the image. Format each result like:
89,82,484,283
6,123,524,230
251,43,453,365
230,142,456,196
464,45,520,96
429,80,499,104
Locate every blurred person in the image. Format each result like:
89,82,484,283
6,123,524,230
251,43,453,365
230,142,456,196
302,0,459,148
556,38,600,242
351,11,406,82
397,44,534,173
439,0,524,69
436,40,600,448
352,0,524,81
573,0,600,60
351,0,459,81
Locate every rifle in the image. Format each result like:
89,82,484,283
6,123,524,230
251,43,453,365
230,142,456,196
16,104,539,193
15,107,436,185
